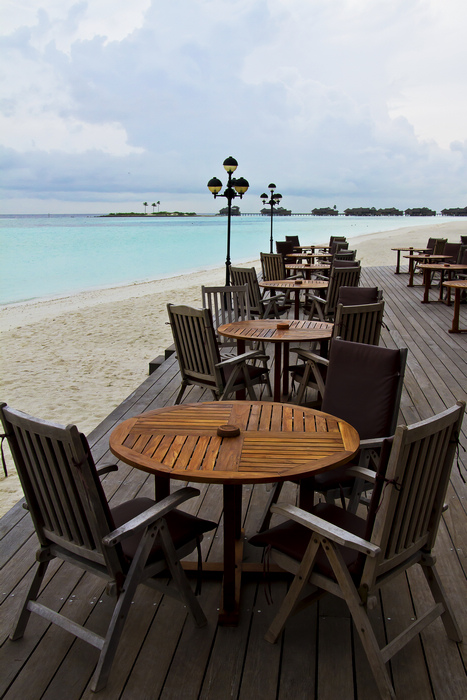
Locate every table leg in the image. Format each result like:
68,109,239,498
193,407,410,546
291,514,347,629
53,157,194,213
408,257,415,287
219,484,243,625
395,250,401,274
421,268,431,303
236,338,246,400
274,343,282,402
154,475,170,502
449,289,461,333
293,289,300,319
282,342,290,399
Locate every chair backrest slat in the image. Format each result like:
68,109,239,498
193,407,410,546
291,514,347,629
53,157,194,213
325,265,361,317
0,404,120,570
363,402,464,586
261,252,287,281
167,304,223,391
201,285,250,350
334,301,385,346
230,267,263,314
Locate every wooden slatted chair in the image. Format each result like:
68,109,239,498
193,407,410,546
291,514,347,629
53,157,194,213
260,251,289,280
0,403,217,693
307,264,361,321
250,401,465,700
285,235,300,247
259,338,407,531
229,266,287,318
201,284,250,355
337,285,382,304
167,303,271,403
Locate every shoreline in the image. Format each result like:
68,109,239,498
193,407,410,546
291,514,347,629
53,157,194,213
1,220,466,516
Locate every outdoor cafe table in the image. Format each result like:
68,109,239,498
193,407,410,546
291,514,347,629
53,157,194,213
391,247,427,274
217,318,334,402
418,263,467,304
109,401,360,624
259,278,329,319
286,252,331,263
442,280,467,333
403,253,453,287
285,262,330,279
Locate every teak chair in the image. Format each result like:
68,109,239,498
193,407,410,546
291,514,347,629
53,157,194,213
260,252,296,281
307,264,361,321
201,284,250,355
259,339,407,531
0,403,217,693
250,401,465,700
229,266,287,318
167,303,271,403
337,285,382,305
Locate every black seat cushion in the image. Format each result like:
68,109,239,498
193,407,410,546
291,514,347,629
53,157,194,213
111,497,216,564
249,502,367,579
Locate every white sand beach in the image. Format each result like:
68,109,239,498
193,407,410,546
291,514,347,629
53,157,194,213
1,220,465,515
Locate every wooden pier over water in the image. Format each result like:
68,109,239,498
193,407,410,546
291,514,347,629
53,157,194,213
1,265,466,699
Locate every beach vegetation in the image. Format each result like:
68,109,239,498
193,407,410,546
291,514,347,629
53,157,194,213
218,205,241,216
404,207,436,216
344,207,403,216
260,206,292,216
312,207,339,216
143,201,148,214
440,207,467,216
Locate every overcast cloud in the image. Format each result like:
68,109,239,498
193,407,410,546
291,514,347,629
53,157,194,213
1,0,466,214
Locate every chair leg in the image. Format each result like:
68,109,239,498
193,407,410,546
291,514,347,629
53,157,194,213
324,540,396,700
265,536,321,643
422,559,462,642
10,559,49,640
175,380,189,405
257,482,283,532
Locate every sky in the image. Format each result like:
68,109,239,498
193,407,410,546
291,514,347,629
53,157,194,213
1,0,466,215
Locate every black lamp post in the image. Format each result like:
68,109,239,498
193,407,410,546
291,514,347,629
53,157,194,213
208,157,249,286
261,184,283,253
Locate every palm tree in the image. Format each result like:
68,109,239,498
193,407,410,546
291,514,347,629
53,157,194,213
151,202,156,214
157,200,161,212
143,202,148,214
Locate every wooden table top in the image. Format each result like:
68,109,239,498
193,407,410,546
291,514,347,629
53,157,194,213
403,254,452,261
285,263,330,271
218,319,334,343
391,247,427,252
259,279,329,291
443,279,467,289
419,263,467,271
109,401,360,485
286,252,331,259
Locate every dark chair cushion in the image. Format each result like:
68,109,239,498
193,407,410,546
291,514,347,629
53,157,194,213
321,339,402,440
111,497,216,564
249,502,367,579
338,286,379,305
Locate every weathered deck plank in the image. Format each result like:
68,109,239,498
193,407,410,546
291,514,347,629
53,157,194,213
1,264,466,699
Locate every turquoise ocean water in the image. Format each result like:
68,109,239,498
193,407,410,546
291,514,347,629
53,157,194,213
0,214,463,305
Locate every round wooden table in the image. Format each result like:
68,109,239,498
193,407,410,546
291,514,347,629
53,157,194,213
217,318,334,402
418,263,467,303
109,401,360,624
286,252,331,263
391,247,427,274
442,280,467,333
403,254,453,287
259,279,329,319
285,263,330,279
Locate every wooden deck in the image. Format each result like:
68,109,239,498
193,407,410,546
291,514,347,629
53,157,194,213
1,265,466,699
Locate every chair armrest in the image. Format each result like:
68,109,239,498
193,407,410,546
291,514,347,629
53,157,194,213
270,503,380,556
359,437,387,450
216,350,268,368
96,463,119,477
103,487,201,546
345,466,377,482
290,347,329,366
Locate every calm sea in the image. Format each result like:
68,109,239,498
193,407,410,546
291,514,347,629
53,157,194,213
0,214,461,305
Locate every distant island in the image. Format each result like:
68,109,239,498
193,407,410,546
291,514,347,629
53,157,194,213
103,211,197,217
